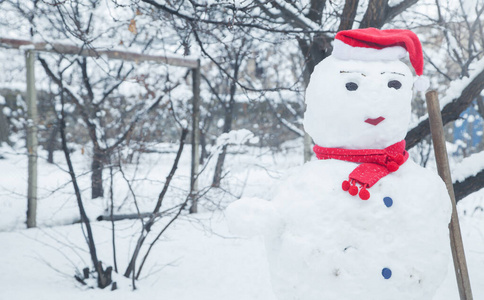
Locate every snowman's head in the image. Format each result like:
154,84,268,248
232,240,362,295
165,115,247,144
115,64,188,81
304,56,413,149
304,28,428,149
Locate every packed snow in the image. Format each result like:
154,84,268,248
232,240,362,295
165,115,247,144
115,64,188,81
452,151,484,182
1,142,483,299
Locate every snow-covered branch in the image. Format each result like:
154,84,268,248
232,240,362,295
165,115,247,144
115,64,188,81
140,0,330,34
406,57,484,149
453,151,484,201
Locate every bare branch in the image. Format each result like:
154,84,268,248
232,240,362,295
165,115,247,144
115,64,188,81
38,56,101,150
359,0,418,29
384,0,419,26
151,128,189,215
124,128,188,279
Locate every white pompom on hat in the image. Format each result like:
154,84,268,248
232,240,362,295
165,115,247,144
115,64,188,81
332,28,429,92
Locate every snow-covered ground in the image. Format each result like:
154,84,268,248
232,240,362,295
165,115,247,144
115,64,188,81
0,141,483,299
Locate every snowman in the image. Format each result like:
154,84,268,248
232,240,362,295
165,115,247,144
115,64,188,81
227,28,452,300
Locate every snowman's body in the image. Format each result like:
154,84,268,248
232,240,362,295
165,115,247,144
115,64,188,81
227,29,452,300
260,159,451,300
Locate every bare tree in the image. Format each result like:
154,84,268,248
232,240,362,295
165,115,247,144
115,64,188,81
138,0,484,199
5,0,176,199
56,70,113,289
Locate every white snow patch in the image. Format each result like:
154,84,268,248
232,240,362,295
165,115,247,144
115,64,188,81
452,151,484,182
439,57,484,109
388,0,405,7
215,129,255,147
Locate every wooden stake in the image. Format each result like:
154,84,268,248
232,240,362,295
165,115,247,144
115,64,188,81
26,50,38,228
189,61,201,214
425,90,473,300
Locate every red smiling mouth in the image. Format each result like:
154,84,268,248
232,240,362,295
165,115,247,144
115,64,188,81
365,117,385,126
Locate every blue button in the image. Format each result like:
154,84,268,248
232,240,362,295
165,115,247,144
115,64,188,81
383,197,393,207
382,268,392,279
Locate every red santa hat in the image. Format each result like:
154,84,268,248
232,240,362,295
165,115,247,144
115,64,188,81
332,28,429,91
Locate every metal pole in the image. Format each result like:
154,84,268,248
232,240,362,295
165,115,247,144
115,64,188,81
26,50,38,228
189,61,201,214
425,90,473,300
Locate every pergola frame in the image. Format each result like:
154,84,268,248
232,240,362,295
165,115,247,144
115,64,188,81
0,38,201,226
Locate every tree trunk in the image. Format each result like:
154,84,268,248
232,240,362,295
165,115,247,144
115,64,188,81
0,108,9,145
212,105,233,187
303,132,313,162
200,131,208,165
212,144,229,187
297,38,331,162
47,123,58,164
92,150,105,199
212,57,239,187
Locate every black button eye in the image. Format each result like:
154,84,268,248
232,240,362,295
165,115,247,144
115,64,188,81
345,82,358,91
388,80,402,89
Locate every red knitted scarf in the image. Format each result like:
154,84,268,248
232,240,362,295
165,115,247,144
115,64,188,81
313,140,409,200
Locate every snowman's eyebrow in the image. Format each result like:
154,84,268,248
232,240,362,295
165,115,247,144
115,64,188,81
381,71,406,76
340,71,366,77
